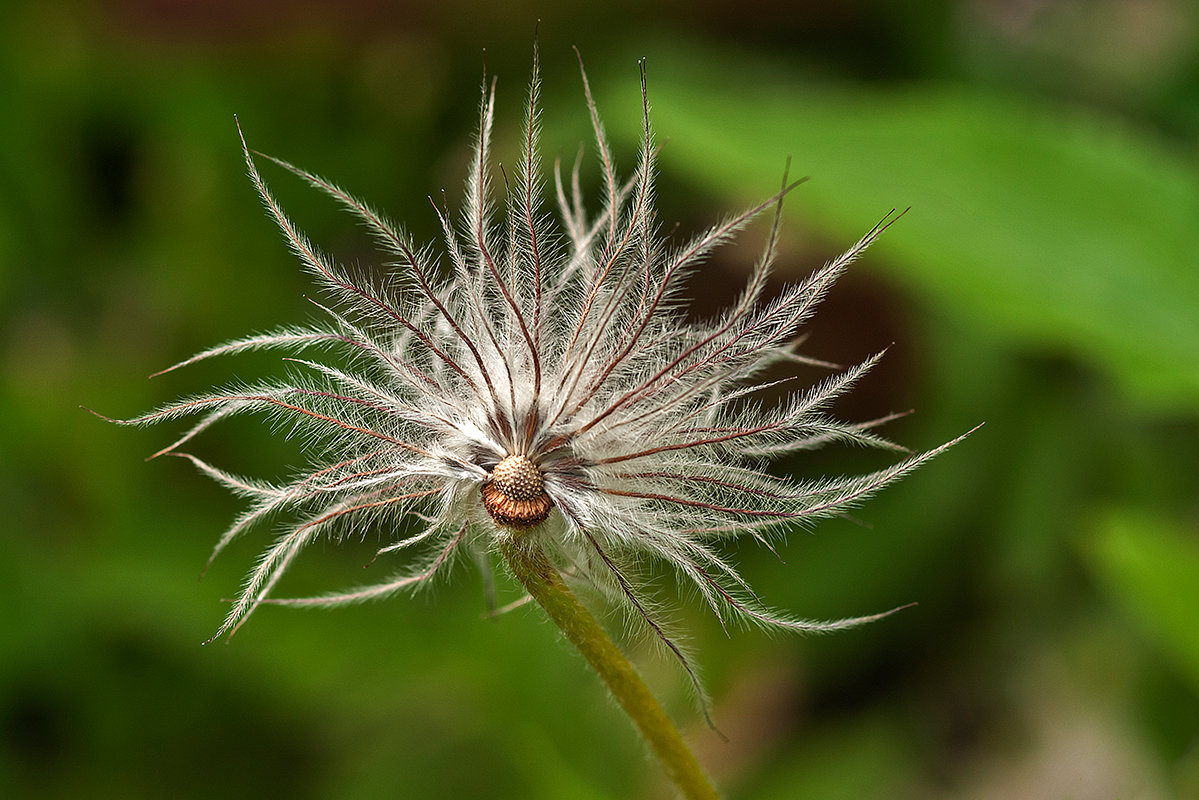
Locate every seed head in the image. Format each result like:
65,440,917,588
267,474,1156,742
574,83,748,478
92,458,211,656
104,46,970,677
482,455,552,529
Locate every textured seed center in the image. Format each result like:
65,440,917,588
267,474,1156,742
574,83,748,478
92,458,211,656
491,455,544,501
482,454,552,529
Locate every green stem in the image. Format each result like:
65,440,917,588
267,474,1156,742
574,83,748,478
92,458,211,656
500,535,722,800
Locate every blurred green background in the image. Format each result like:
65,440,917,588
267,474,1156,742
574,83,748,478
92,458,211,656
3,1,1198,798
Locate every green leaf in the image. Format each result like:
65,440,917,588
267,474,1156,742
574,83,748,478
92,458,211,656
596,50,1199,411
1086,509,1199,694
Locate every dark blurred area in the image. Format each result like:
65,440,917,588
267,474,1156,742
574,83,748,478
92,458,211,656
3,1,1198,798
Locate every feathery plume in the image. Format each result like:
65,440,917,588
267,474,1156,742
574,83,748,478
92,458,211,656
101,48,970,691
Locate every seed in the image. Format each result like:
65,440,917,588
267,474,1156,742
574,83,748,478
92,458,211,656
482,454,552,528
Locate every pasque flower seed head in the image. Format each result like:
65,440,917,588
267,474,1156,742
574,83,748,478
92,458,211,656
101,47,970,681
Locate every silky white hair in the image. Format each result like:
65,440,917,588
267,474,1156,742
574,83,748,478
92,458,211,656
102,47,970,702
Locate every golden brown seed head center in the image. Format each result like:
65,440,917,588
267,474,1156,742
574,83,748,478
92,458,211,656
492,455,543,500
481,455,552,528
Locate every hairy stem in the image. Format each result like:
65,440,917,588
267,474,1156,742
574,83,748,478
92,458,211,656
499,535,722,800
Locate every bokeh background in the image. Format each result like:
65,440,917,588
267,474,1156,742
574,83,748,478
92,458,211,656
3,1,1198,798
